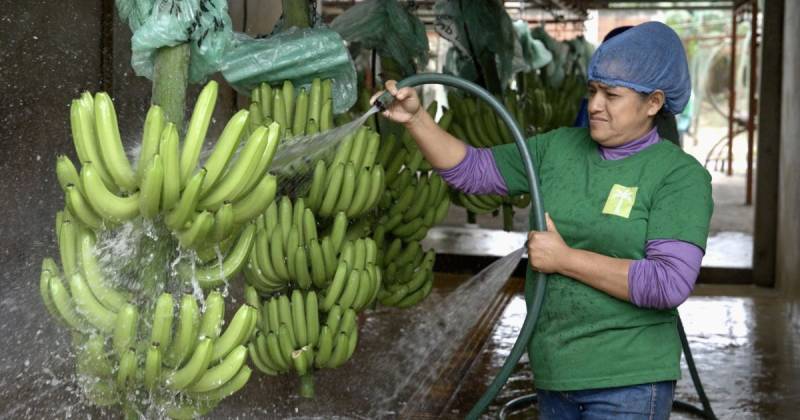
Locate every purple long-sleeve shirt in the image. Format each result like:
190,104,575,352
438,127,702,309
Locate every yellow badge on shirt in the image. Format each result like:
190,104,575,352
602,184,638,218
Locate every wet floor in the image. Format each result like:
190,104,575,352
440,283,800,419
2,270,796,419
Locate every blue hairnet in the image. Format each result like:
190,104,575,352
588,22,691,114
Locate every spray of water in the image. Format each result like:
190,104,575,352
216,247,527,418
269,107,380,198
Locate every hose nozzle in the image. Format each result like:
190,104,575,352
372,91,396,113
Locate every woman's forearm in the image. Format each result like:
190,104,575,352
559,248,633,302
404,110,467,170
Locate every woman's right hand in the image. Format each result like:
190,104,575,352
370,80,423,125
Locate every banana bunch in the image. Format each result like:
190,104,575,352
374,169,451,242
245,288,359,381
61,81,279,245
248,78,334,138
303,125,386,219
442,91,533,225
518,71,586,133
245,196,346,293
41,232,258,414
375,240,436,308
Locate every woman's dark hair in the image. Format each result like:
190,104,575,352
638,91,680,146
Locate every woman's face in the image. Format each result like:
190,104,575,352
587,81,663,147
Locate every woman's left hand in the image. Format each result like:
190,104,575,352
527,213,572,274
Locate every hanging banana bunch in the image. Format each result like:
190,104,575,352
445,91,532,230
41,80,283,417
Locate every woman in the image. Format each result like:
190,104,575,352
375,22,712,419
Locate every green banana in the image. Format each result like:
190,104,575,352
318,163,345,217
308,78,322,125
112,303,138,356
320,99,333,132
277,295,296,347
199,290,225,339
314,325,333,369
327,332,350,368
232,174,277,225
212,304,256,361
308,240,326,288
321,261,348,311
80,233,127,311
353,269,373,311
80,162,139,223
192,366,251,402
320,236,337,279
180,80,219,184
39,264,64,324
198,109,249,195
306,160,327,212
55,155,81,193
294,246,312,290
291,289,308,347
277,323,296,364
189,345,248,393
165,294,200,368
325,305,343,336
265,331,289,370
273,89,287,134
138,154,164,218
164,168,207,231
305,291,320,347
337,269,360,309
331,133,354,168
346,167,371,217
93,92,137,191
164,337,213,391
211,202,235,243
70,97,114,189
149,292,174,350
65,184,103,230
292,88,309,136
116,348,137,390
283,80,295,128
259,83,273,119
236,122,281,199
362,164,385,212
199,125,269,210
348,127,369,169
178,211,214,249
192,223,256,289
286,227,300,279
329,211,348,253
269,227,290,282
144,343,162,389
137,104,165,182
69,273,116,333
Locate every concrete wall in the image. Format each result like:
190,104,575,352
777,1,800,297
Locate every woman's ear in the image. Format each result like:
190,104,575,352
648,91,666,116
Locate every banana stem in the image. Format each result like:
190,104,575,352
153,44,190,131
298,374,315,398
282,0,311,29
502,203,514,232
466,210,476,224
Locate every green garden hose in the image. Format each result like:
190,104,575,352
375,73,548,419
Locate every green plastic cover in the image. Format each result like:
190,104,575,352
120,0,234,83
220,28,357,114
330,0,429,77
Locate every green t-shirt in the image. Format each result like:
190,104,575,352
492,127,713,391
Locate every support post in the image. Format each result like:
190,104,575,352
727,8,738,177
282,0,311,29
746,0,758,205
